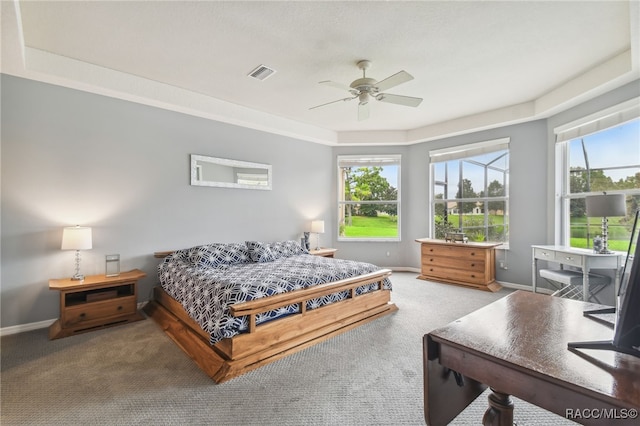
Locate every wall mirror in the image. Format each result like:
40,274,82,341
190,154,272,190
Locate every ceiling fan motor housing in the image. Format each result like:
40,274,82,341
350,77,377,90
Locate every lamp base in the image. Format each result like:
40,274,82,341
71,274,85,281
597,249,614,255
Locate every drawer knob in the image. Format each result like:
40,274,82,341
79,313,86,318
471,274,476,278
471,252,476,256
117,306,123,311
430,258,434,262
429,268,434,272
471,263,475,267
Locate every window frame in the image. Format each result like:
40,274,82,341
429,138,510,245
337,154,401,242
555,103,640,249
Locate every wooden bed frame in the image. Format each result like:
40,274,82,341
144,252,397,383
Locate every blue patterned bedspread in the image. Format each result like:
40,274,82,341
158,252,392,344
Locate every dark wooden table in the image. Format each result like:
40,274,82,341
424,291,640,425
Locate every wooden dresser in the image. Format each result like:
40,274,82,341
415,238,502,292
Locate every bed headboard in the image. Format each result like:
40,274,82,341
154,251,174,258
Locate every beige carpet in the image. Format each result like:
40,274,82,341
1,272,576,425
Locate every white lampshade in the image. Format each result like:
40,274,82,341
311,220,325,234
586,194,626,217
61,226,93,250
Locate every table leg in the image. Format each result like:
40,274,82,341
482,388,514,426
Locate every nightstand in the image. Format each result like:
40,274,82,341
309,248,338,258
48,269,146,339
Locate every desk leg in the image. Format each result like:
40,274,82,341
532,256,537,294
482,388,514,426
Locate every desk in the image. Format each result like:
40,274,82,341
424,291,640,426
532,245,623,302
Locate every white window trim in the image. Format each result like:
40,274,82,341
337,154,401,242
554,98,640,144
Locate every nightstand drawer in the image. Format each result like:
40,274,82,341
63,297,136,326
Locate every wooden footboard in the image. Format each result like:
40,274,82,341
144,269,397,383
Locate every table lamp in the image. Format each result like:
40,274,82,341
311,220,325,250
61,225,93,280
586,193,626,254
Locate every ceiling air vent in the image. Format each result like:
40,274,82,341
248,64,276,81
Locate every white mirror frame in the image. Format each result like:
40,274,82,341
190,154,272,190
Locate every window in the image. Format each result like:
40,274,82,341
430,139,510,244
556,99,640,250
338,155,400,241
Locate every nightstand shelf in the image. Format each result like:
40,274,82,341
48,269,146,339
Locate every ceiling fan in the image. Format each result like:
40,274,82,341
310,60,423,121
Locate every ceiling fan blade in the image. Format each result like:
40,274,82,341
358,102,370,121
309,96,355,110
376,93,423,107
319,80,353,92
375,70,414,92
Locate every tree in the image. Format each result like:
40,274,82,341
344,166,396,217
455,178,476,213
486,180,504,213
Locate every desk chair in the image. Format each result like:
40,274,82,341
539,268,611,303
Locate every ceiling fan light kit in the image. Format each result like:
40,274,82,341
311,59,423,120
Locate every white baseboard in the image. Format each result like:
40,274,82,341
0,319,55,337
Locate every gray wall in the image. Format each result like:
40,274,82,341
2,73,638,328
1,75,333,328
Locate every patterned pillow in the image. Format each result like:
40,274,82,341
246,240,307,263
245,241,277,263
187,243,250,268
270,240,308,257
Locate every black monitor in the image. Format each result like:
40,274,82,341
568,208,640,357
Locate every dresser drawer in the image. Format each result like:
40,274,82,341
63,297,136,327
421,265,487,285
422,255,485,272
421,244,485,260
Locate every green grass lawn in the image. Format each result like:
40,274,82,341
342,215,398,237
570,216,634,251
570,238,629,251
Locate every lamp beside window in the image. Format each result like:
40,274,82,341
61,226,93,280
311,220,325,250
586,193,626,254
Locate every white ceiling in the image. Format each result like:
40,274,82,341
2,1,639,145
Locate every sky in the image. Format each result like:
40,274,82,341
569,119,640,183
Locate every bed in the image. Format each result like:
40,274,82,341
144,240,397,383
